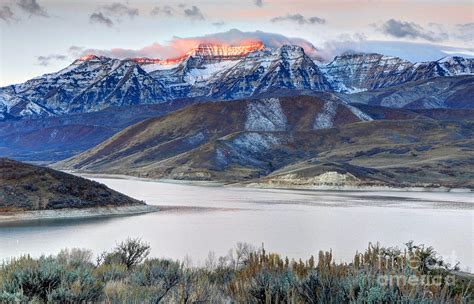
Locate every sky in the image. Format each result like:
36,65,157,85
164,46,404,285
0,0,473,86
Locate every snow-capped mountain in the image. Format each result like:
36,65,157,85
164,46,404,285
150,45,331,100
321,53,474,93
0,55,167,119
0,43,472,120
321,53,414,92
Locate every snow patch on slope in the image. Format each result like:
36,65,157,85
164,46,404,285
313,101,337,129
245,98,288,131
232,133,281,153
346,104,373,121
142,62,181,73
184,60,240,84
215,132,283,167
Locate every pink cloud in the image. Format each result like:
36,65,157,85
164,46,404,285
80,29,320,60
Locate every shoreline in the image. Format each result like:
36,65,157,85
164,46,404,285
244,182,474,193
0,205,242,224
0,205,160,224
69,171,473,193
67,171,226,187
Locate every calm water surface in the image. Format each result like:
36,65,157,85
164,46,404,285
1,177,473,271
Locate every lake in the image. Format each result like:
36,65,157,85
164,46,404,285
1,177,473,271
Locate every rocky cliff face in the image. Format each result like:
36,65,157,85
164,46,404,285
188,42,264,60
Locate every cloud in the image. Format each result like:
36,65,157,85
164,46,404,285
0,5,15,22
16,0,48,17
37,54,67,66
455,23,474,42
150,5,174,16
318,33,367,61
375,19,448,42
457,23,474,31
270,14,326,25
184,5,204,21
89,12,113,27
319,35,474,63
212,21,225,27
254,0,263,7
77,29,321,60
149,4,205,21
101,2,138,19
68,46,85,57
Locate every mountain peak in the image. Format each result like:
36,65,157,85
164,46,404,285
278,45,305,58
128,41,265,68
78,54,102,61
187,41,265,59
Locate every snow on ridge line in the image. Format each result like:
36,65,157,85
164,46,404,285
346,104,373,121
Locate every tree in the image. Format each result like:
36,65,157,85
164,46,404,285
114,238,151,269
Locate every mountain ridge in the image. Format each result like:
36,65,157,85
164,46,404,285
1,43,472,120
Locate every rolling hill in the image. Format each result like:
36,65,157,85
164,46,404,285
56,95,474,188
0,158,145,212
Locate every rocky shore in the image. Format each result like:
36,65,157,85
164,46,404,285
0,205,159,223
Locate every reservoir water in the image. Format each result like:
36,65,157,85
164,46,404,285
1,177,473,271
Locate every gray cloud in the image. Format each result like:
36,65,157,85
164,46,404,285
37,54,67,66
270,14,326,25
0,5,15,22
376,19,448,42
89,12,113,27
68,46,85,57
455,23,474,42
101,2,138,19
150,5,174,16
254,0,263,7
150,4,205,21
184,5,204,21
16,0,48,17
457,23,474,31
321,38,474,63
212,21,225,27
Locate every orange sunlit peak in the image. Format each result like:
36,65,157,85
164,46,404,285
187,41,265,57
114,41,265,66
79,54,99,61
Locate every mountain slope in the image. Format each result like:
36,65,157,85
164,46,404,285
0,158,144,211
0,100,193,162
56,96,474,188
56,95,371,178
206,46,331,99
341,76,474,109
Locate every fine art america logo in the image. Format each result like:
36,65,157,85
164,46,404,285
373,248,457,293
376,257,456,287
